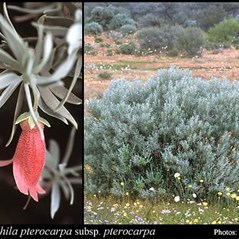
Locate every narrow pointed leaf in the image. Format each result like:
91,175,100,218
34,32,53,74
62,127,76,165
59,180,70,200
50,51,77,81
3,3,18,36
0,81,20,108
33,25,43,68
8,4,57,14
0,72,19,90
0,15,28,62
63,176,74,205
49,85,81,105
64,165,82,176
24,84,44,139
38,86,78,128
54,56,82,111
51,182,61,219
32,22,67,36
48,139,60,167
0,48,19,70
38,98,68,125
6,83,24,147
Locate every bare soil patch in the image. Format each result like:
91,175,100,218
85,34,239,99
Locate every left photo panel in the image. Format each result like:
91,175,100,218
0,2,82,224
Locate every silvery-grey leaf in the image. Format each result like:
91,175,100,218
0,48,19,70
49,139,60,167
40,48,56,74
32,22,67,36
50,51,77,82
43,4,61,14
5,82,24,147
54,55,82,111
3,3,18,36
66,23,82,55
49,85,81,105
51,182,61,219
41,162,52,179
33,25,43,68
52,46,67,70
0,81,20,108
8,4,57,14
59,180,70,200
59,163,66,172
34,32,53,74
0,72,19,90
75,9,82,23
26,52,35,76
63,176,74,205
34,75,55,85
29,80,40,114
62,127,76,165
64,165,82,176
24,83,44,139
0,15,28,62
38,86,78,128
38,98,68,125
44,150,57,176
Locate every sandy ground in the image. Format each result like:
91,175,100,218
85,34,239,99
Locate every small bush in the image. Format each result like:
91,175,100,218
85,67,239,202
136,25,184,53
115,40,123,45
108,31,123,40
118,42,137,55
95,37,103,43
175,27,205,56
84,44,98,55
207,18,239,45
120,24,137,35
138,13,161,28
167,48,179,57
106,49,113,56
98,71,112,80
85,22,103,35
108,13,135,30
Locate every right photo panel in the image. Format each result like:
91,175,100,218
84,2,239,225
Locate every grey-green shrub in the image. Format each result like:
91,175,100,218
108,13,135,30
85,67,239,201
136,25,184,53
175,27,205,56
98,71,112,80
118,42,137,55
84,21,103,35
120,24,137,35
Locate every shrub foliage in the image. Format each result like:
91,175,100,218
85,67,239,201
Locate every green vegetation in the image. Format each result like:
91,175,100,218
85,192,239,224
98,71,112,80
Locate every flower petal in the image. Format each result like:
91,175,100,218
0,159,13,167
12,121,46,201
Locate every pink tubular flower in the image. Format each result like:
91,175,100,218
0,120,46,201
